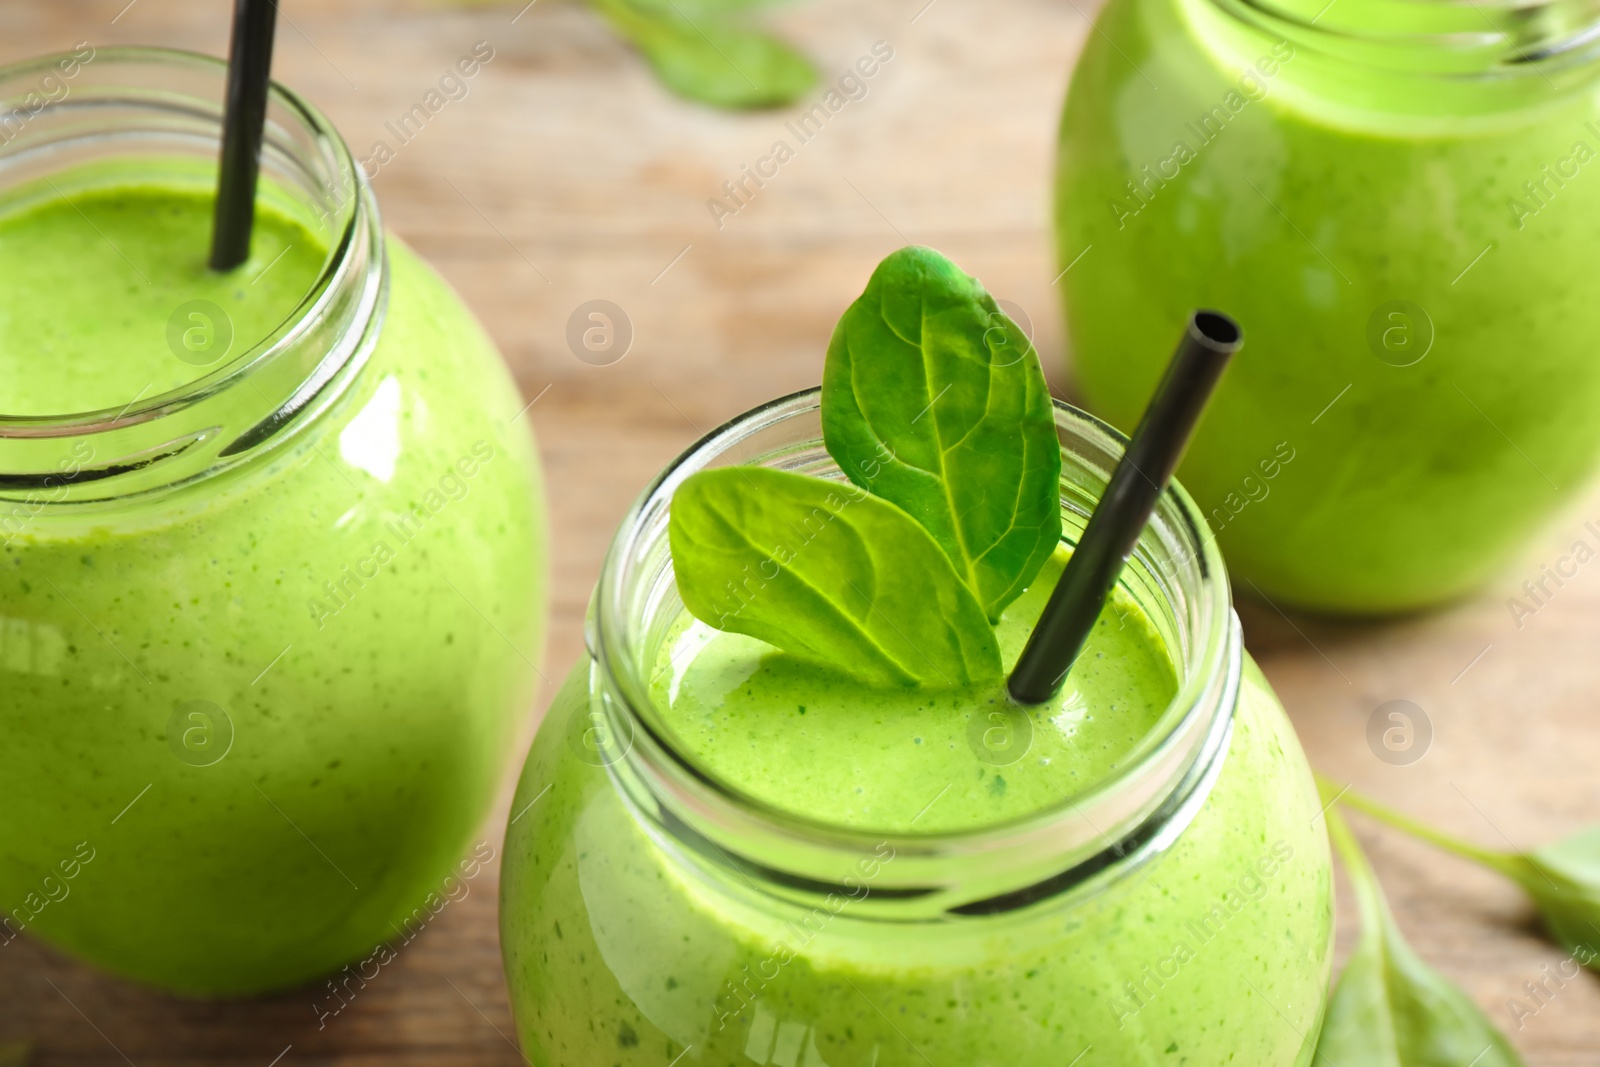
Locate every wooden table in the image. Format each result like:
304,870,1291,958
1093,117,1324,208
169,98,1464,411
3,0,1597,1063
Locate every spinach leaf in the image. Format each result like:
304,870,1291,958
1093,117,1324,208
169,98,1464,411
1334,781,1600,970
822,246,1061,622
669,466,1002,686
589,0,817,109
1520,829,1600,967
1318,805,1527,1067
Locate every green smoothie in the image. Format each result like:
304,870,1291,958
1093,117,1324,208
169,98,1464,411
654,549,1175,833
1056,0,1600,612
502,551,1332,1063
0,173,546,994
0,182,322,414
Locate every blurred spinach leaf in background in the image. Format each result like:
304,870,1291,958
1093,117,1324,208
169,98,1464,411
451,0,818,108
590,0,816,108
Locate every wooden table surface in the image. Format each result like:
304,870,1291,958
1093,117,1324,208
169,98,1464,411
3,0,1599,1063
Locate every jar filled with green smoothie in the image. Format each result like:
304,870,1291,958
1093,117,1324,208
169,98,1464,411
1056,0,1600,612
500,387,1334,1064
0,48,546,995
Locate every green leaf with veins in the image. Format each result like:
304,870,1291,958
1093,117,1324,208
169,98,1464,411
822,246,1061,622
668,466,1002,687
588,0,817,109
1317,803,1527,1067
1332,779,1600,972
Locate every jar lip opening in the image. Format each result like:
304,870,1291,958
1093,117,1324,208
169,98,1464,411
0,45,368,435
593,386,1238,857
1206,0,1600,79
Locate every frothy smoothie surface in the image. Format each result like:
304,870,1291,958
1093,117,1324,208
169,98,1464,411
0,182,325,416
651,548,1179,833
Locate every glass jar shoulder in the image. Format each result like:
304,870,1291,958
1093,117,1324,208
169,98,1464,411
500,653,1332,1065
1065,0,1600,139
0,232,547,733
1061,0,1600,238
2,233,544,620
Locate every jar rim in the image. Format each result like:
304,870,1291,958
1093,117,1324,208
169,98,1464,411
590,387,1242,913
0,46,386,506
0,46,364,433
1203,0,1600,80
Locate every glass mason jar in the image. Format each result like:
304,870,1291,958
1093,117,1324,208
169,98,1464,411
501,391,1332,1065
1056,0,1600,612
0,49,546,995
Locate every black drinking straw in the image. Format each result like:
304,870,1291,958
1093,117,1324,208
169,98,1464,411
1007,310,1243,706
209,0,279,272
